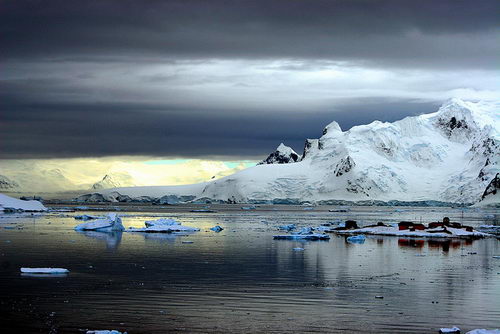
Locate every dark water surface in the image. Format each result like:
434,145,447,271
0,205,499,333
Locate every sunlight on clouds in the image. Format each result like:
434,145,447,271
0,157,257,192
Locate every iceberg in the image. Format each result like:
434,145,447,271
278,224,296,231
346,235,366,244
74,213,125,232
210,225,224,232
0,193,47,212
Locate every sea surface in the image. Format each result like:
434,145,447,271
0,205,499,333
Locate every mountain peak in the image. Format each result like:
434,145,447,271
258,143,300,165
322,121,342,136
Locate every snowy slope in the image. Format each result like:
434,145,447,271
92,172,135,190
92,99,499,204
0,193,47,212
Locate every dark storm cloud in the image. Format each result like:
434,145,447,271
1,0,499,68
0,95,437,159
0,0,497,159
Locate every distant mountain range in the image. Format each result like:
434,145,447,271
83,99,499,205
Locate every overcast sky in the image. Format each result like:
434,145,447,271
1,0,499,160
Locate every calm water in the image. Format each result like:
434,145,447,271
0,205,499,333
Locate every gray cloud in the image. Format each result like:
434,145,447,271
1,0,499,68
0,0,498,159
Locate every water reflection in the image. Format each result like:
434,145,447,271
397,237,474,252
77,231,123,251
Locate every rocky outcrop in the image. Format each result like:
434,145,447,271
258,143,300,165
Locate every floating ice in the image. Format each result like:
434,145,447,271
293,247,305,251
86,330,126,334
20,268,69,274
278,224,296,231
346,235,366,244
210,225,223,232
74,215,100,220
335,225,491,239
74,213,125,232
127,218,199,233
466,330,500,334
241,206,256,210
439,327,461,334
274,233,330,241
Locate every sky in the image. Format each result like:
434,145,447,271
1,0,499,189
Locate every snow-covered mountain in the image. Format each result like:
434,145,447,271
0,175,19,190
87,99,499,205
92,173,135,190
258,143,300,165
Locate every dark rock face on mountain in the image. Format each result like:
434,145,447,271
258,143,300,165
482,173,499,199
0,175,19,190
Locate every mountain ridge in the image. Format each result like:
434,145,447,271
83,99,499,205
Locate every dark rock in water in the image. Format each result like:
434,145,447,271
345,220,358,229
258,143,300,165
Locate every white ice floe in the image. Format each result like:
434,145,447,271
478,225,500,235
293,247,305,251
74,213,125,232
335,226,491,239
241,206,256,210
466,330,500,334
210,225,223,232
127,218,199,233
86,330,126,334
278,224,296,231
274,227,330,241
440,327,461,334
0,193,47,212
346,235,366,244
20,268,69,274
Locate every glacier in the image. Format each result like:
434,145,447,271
80,99,499,205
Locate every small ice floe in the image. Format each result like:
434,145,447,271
466,330,500,334
278,224,296,231
74,215,100,221
439,327,460,334
293,247,304,251
74,213,125,232
375,295,384,299
210,225,223,232
274,227,330,241
493,256,500,259
478,225,500,235
86,330,126,334
182,240,194,244
346,235,366,244
241,206,256,210
127,218,199,233
20,267,69,274
303,207,314,211
190,209,216,213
